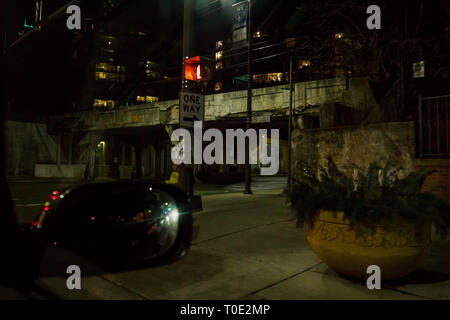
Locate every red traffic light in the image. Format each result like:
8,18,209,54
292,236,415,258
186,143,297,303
185,56,201,81
184,56,210,81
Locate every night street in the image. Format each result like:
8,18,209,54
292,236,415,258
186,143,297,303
2,0,450,308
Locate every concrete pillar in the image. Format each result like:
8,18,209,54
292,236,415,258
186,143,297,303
155,144,162,179
68,135,73,165
56,135,62,165
131,145,136,167
134,142,143,178
121,144,126,166
87,143,96,180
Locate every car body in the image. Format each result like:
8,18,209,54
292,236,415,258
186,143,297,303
28,181,193,266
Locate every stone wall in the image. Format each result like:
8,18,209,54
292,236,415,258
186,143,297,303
291,121,416,179
413,159,450,203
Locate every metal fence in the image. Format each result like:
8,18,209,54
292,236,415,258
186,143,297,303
418,94,450,157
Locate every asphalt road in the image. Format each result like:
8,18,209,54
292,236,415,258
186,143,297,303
8,176,288,224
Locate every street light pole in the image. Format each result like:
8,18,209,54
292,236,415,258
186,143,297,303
244,0,252,194
182,0,195,196
287,54,293,193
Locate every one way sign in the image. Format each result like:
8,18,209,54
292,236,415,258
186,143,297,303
179,91,205,128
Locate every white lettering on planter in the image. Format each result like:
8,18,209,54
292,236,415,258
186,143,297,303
366,265,381,289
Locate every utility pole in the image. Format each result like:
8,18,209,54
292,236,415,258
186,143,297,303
244,0,252,194
182,0,195,196
287,54,293,193
182,0,194,89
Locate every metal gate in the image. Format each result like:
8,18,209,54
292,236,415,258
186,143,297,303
418,95,450,157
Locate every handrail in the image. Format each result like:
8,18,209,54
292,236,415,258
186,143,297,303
422,95,450,100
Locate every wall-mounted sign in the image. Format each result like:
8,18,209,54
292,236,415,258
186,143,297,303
413,60,425,78
131,114,143,122
252,115,270,124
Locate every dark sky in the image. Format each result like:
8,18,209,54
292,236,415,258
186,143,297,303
6,0,303,53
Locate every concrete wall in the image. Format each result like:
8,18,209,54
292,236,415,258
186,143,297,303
6,121,61,176
291,121,416,180
35,164,85,178
51,77,357,132
34,164,136,179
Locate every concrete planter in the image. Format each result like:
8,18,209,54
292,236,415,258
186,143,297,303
306,210,431,280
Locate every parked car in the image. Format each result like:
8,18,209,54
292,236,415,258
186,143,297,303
27,181,193,267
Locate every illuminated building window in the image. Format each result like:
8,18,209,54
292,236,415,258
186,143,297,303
96,62,122,72
95,72,122,82
335,33,344,39
253,73,286,84
137,96,159,104
215,61,223,70
94,99,115,108
95,63,125,82
298,59,311,69
146,96,158,103
95,72,106,80
146,69,160,79
215,51,223,61
285,37,296,48
215,40,223,51
215,82,222,92
84,18,94,32
145,61,160,79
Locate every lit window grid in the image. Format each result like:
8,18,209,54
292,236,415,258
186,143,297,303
95,72,125,82
253,72,286,83
137,96,159,103
94,99,115,108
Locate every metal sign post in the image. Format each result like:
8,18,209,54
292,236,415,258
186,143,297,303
244,0,252,195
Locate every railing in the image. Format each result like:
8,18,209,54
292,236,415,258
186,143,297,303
418,94,450,157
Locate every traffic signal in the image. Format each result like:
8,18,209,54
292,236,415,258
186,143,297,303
184,56,210,82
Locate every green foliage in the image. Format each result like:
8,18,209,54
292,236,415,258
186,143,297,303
289,163,450,239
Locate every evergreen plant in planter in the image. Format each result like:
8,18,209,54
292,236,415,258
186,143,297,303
289,164,450,280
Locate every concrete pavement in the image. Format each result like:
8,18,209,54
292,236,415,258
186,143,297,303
29,187,450,300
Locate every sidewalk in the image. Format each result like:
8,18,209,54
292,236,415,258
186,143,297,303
27,191,450,300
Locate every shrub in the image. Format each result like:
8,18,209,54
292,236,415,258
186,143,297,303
289,163,450,239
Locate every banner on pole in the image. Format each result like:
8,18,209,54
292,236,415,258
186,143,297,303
232,1,248,47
